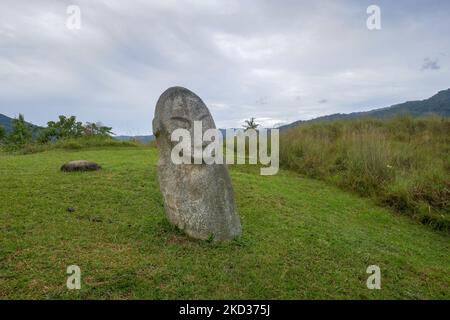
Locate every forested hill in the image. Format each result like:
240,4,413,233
0,114,13,132
281,88,450,131
0,113,38,133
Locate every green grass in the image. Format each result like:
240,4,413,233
0,147,449,299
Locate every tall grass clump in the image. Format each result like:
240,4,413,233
280,115,450,231
1,135,142,155
53,135,140,150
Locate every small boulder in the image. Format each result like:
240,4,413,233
61,160,101,172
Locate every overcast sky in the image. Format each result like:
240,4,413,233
0,0,448,135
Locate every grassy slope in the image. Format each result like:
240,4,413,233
279,116,450,231
0,147,448,299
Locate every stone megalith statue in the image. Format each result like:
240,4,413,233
152,86,242,241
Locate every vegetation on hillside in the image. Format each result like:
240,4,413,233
0,125,5,142
280,115,450,231
2,112,449,232
280,88,450,131
0,113,37,133
1,114,34,149
0,114,137,153
37,116,113,144
0,148,448,299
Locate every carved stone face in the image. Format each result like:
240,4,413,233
152,87,242,241
153,87,216,151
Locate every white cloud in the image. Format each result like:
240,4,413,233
0,0,448,134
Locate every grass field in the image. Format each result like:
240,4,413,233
0,147,449,299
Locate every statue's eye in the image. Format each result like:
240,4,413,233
197,114,213,127
170,117,191,129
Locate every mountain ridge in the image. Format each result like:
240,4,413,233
280,88,450,131
0,113,40,134
0,113,14,132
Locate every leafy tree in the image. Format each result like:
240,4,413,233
37,116,114,144
52,115,84,138
84,122,113,137
38,115,84,143
6,114,32,147
243,117,260,131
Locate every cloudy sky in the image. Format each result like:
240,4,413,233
0,0,448,135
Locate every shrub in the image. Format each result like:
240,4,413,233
53,136,139,150
2,135,142,155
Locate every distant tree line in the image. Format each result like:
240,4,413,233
0,114,113,150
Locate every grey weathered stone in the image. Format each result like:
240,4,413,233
153,87,242,241
61,160,101,172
